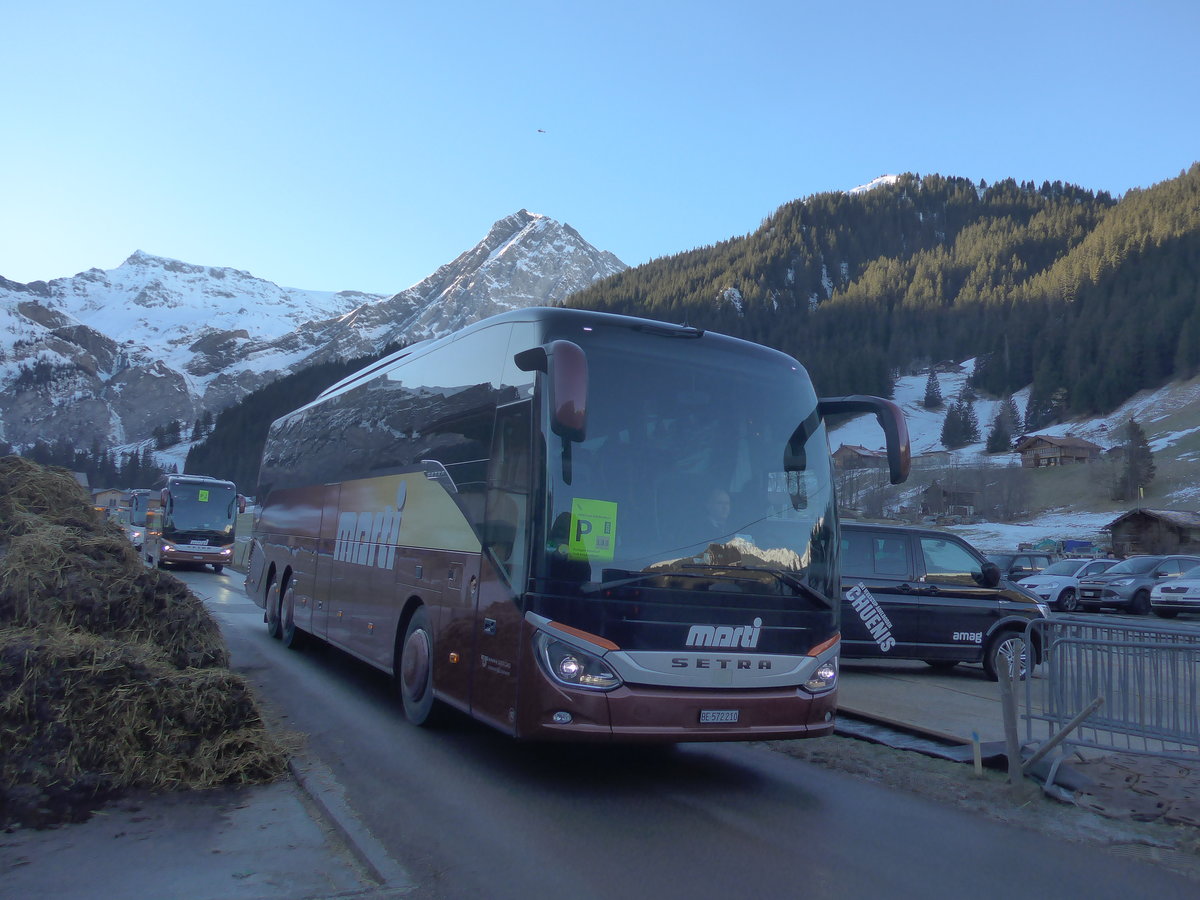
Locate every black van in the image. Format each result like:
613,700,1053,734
839,523,1048,680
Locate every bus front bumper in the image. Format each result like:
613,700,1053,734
515,678,838,742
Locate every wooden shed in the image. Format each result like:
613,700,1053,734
1013,434,1103,468
921,480,977,517
833,444,888,472
1105,509,1200,556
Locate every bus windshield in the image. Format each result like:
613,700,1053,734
165,481,238,536
537,330,837,602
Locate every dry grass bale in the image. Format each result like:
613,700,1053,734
0,628,289,828
0,456,99,539
0,526,228,670
0,458,290,829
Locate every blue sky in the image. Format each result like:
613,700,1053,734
2,0,1197,295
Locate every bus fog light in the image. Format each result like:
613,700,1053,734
534,632,621,691
803,660,837,693
552,711,573,724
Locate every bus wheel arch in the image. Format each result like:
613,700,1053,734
396,600,438,726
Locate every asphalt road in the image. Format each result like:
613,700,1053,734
183,568,1200,900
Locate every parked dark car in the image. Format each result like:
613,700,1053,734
985,551,1056,582
839,523,1048,680
1076,554,1200,615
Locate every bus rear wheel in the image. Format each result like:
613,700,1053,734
398,607,438,726
281,586,306,650
265,579,282,639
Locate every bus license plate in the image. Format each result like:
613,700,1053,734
699,710,739,724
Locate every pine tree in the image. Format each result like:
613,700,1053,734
961,400,980,444
1126,419,1155,495
986,406,1012,453
940,403,964,449
923,370,944,409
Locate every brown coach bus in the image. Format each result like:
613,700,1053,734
246,307,909,741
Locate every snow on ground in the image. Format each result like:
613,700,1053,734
827,364,1200,552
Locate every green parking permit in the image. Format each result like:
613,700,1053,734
569,498,618,561
198,490,209,502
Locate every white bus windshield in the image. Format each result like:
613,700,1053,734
165,482,237,535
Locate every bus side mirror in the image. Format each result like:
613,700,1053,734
237,494,247,514
817,395,911,485
515,340,588,442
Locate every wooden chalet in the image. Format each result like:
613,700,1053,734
1013,434,1103,468
833,444,889,472
921,480,977,517
1105,509,1200,557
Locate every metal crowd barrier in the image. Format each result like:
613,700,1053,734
1022,616,1200,760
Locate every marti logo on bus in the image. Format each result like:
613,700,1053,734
685,617,764,649
334,482,407,568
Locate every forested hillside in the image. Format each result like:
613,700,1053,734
567,165,1200,422
187,165,1199,492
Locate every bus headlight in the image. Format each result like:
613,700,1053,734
534,632,621,691
803,660,838,693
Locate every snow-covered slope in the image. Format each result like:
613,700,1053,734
829,364,1200,551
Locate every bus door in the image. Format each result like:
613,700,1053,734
310,483,342,640
470,401,533,732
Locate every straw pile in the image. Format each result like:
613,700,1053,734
0,456,288,829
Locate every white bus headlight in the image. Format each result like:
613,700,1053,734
803,660,838,693
534,632,621,691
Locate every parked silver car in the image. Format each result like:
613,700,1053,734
1149,564,1200,618
1019,557,1118,611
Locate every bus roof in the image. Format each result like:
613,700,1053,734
280,306,802,426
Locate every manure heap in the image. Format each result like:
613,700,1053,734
0,456,287,828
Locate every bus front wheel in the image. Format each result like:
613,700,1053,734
398,607,437,726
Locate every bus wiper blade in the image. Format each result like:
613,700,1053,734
580,572,688,595
671,564,832,607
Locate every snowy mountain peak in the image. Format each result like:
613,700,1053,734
0,211,626,452
848,174,902,194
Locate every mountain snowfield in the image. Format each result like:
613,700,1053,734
0,210,626,450
829,365,1200,551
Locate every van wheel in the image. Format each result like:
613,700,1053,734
397,607,438,726
984,630,1028,682
1056,588,1078,612
265,579,282,639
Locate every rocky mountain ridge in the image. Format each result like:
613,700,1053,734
0,211,626,451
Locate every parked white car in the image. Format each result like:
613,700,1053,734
1149,564,1200,618
1019,557,1118,612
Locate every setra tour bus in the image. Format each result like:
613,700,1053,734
146,473,244,574
246,307,909,741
